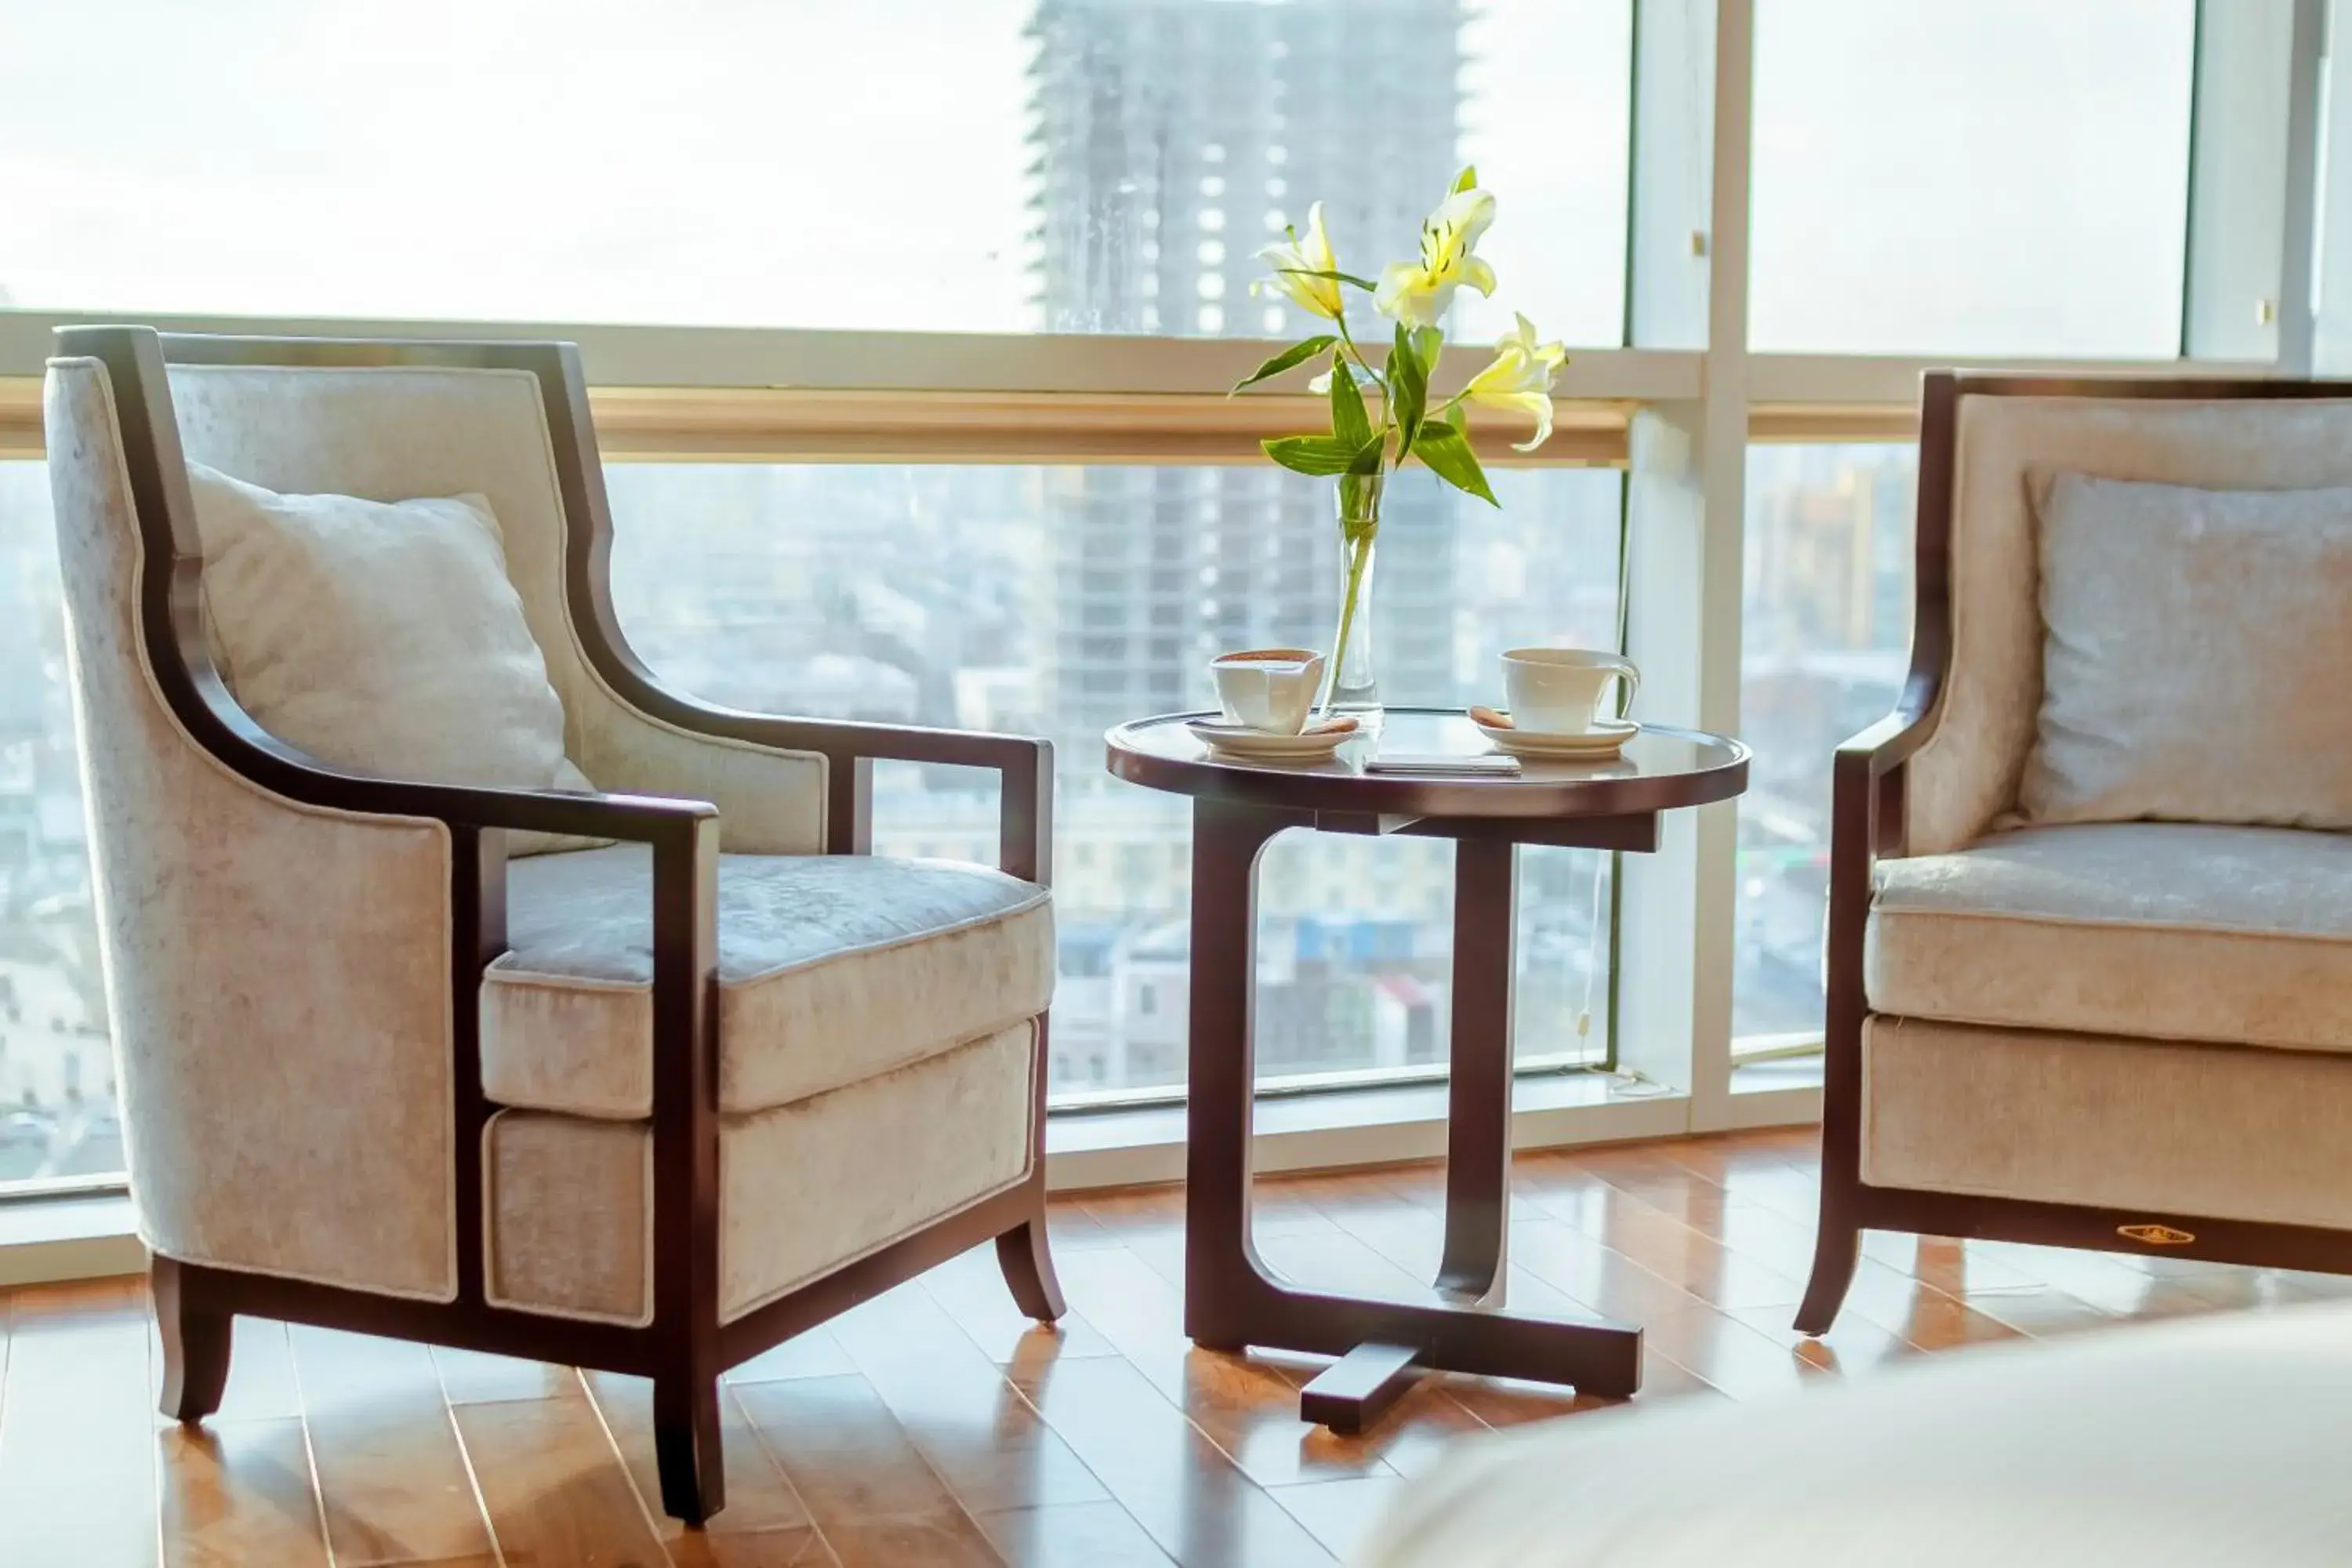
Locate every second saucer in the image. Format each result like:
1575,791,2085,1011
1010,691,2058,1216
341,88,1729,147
1472,712,1639,760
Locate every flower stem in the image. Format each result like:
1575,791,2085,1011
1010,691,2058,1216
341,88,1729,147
1332,312,1385,403
1322,524,1375,717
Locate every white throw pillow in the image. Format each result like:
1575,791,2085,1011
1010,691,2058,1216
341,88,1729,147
2020,470,2352,830
187,463,604,855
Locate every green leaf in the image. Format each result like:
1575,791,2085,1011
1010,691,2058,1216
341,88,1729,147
1327,350,1371,447
1388,321,1429,456
1262,434,1384,477
1277,266,1379,291
1230,335,1337,394
1453,164,1479,194
1410,325,1444,383
1412,423,1498,506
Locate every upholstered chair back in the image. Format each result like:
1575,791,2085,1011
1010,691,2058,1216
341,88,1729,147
1902,391,2352,856
165,362,598,760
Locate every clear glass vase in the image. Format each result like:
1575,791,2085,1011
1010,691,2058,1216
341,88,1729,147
1324,470,1384,726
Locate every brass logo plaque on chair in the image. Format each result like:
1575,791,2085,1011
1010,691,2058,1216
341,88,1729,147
2118,1223,2196,1247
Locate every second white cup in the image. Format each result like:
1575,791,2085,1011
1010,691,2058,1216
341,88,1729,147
1501,648,1639,735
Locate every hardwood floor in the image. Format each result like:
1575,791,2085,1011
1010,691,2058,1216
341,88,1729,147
4,1127,2344,1566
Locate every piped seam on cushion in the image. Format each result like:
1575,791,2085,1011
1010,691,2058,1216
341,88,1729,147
1870,902,2352,946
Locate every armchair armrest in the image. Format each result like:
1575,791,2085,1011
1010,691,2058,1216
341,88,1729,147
741,716,1053,884
1821,682,1942,1119
587,695,1054,885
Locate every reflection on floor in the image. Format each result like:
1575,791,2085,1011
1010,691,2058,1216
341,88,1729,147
2,1127,2342,1566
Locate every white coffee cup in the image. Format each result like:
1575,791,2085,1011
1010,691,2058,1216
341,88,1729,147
1500,648,1640,735
1211,648,1325,735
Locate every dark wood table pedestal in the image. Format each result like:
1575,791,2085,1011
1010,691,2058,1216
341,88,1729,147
1108,710,1749,1433
1182,799,1645,1432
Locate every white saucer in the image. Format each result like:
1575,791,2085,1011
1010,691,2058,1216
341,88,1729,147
1472,713,1639,760
1186,720,1354,762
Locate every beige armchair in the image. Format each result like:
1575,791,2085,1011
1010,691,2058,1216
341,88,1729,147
1798,372,2352,1333
43,327,1063,1522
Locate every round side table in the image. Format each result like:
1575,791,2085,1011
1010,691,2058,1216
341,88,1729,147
1105,706,1749,1432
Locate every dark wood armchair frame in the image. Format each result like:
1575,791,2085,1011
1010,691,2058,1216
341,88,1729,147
65,325,1065,1523
1796,369,2352,1334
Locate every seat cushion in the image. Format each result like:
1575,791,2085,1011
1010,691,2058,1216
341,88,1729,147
481,847,1053,1118
1863,1016,2352,1231
1866,822,2352,1051
484,1021,1035,1324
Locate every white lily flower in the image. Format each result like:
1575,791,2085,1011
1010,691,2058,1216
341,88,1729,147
1461,313,1566,451
1374,182,1497,328
1251,201,1345,321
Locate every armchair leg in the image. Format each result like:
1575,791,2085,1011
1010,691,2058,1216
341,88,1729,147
1795,1212,1860,1337
996,1207,1066,1323
154,1255,233,1423
654,1370,725,1524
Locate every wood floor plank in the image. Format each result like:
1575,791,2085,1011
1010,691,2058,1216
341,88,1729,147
0,1281,158,1566
584,1370,833,1567
434,1346,581,1405
725,1327,858,1387
1010,1352,1337,1567
1831,1261,2027,1352
1974,1240,2245,1316
732,1372,1001,1567
827,1283,1108,1516
1636,1301,1815,1400
1724,1303,1919,1377
158,1417,329,1568
1858,1228,2049,1298
1056,1245,1399,1488
1266,1476,1404,1563
289,1326,497,1566
920,1243,1119,1368
1534,1184,1810,1311
976,1499,1173,1566
1505,1217,1711,1325
452,1388,673,1567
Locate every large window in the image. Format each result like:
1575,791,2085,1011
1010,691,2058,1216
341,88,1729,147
0,463,118,1188
0,0,2316,1200
0,0,1632,347
1749,0,2197,356
1733,443,1915,1049
605,461,1624,1102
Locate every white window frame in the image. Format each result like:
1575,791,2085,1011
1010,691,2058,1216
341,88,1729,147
0,0,2330,1229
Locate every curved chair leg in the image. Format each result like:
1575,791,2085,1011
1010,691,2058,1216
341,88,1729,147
1793,1222,1860,1336
154,1255,233,1423
654,1371,724,1524
996,1210,1066,1323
